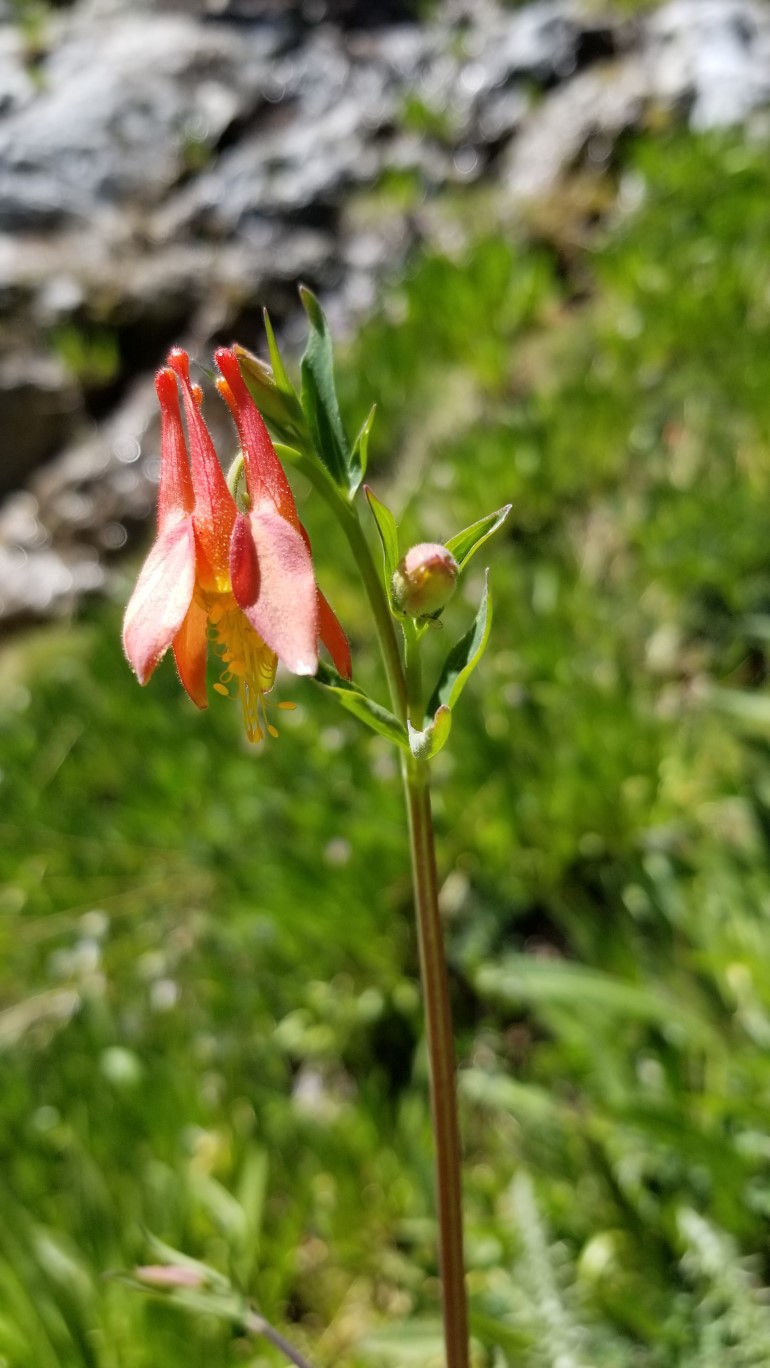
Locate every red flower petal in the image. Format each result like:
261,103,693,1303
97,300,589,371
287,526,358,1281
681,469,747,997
317,589,352,680
122,518,197,684
214,348,300,524
230,507,318,676
155,368,194,531
229,512,260,607
167,348,235,582
172,592,209,709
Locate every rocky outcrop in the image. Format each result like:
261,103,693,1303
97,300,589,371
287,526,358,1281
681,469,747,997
1,0,770,625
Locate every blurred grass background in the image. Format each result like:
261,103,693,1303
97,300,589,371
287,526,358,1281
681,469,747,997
3,119,770,1365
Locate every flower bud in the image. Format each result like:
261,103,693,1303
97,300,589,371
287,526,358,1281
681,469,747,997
391,542,459,617
134,1265,206,1290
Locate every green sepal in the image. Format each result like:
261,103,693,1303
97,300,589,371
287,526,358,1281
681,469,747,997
299,286,352,491
271,441,303,466
225,451,249,508
349,403,376,494
445,503,511,573
234,342,307,444
271,441,345,507
408,704,452,760
315,662,409,752
426,570,492,718
365,484,400,584
262,308,294,397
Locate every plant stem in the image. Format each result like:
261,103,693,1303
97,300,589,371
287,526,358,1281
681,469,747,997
403,619,424,727
302,471,468,1365
404,755,470,1368
343,507,408,723
344,521,469,1368
244,1307,317,1368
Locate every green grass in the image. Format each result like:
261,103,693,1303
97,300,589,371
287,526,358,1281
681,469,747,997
3,126,770,1365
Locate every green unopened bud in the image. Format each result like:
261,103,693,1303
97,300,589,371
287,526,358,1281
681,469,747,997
391,543,459,617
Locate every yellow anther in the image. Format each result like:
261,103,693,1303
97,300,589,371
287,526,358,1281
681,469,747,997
205,591,280,743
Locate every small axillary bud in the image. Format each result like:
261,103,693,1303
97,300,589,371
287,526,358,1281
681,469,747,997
391,542,459,618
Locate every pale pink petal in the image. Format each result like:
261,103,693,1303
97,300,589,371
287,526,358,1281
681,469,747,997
230,508,318,676
122,519,196,684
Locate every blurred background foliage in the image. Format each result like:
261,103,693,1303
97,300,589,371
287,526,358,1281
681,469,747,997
3,68,770,1367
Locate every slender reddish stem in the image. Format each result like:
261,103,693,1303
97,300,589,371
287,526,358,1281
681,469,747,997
313,492,469,1365
404,756,470,1368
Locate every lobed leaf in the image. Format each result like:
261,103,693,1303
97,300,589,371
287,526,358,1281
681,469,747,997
407,704,452,760
364,485,400,585
299,286,352,490
349,403,376,494
262,308,295,398
445,503,511,573
426,571,492,719
314,662,409,751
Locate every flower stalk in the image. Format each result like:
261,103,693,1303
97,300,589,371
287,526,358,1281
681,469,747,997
123,296,511,1368
239,306,477,1365
404,755,469,1368
271,445,471,1365
335,506,471,1367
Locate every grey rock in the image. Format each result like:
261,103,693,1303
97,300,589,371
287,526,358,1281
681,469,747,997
0,537,106,623
647,0,770,130
2,0,770,629
0,376,159,623
0,27,37,118
0,353,80,496
504,58,648,201
0,11,286,228
504,0,770,202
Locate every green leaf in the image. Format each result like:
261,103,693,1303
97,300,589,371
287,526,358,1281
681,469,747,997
359,1321,445,1365
445,503,511,573
315,663,409,752
365,485,400,583
475,956,719,1048
349,403,376,493
426,571,492,719
231,1145,268,1287
711,688,770,734
461,1067,581,1129
299,286,352,490
408,704,452,760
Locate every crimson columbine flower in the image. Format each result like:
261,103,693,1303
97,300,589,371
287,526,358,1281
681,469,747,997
122,346,351,742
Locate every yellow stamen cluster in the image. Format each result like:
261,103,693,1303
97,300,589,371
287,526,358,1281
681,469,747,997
208,594,295,743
